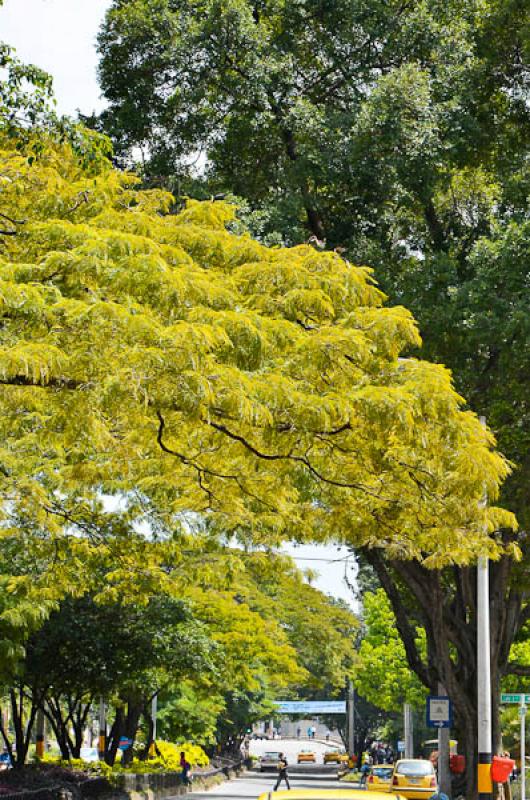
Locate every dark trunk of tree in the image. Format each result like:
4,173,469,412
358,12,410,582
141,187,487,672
42,694,90,760
363,546,526,800
141,705,155,761
268,97,326,242
105,701,143,766
120,696,144,767
9,685,39,768
106,705,125,766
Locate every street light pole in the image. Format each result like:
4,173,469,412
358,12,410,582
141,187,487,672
348,681,355,759
477,416,493,800
437,683,451,797
404,704,414,759
98,698,106,762
519,692,526,800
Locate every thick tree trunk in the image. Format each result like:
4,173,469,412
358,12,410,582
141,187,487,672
106,705,124,766
42,694,90,760
364,548,525,800
9,686,39,768
120,696,144,767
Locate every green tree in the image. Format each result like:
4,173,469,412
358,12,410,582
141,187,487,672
95,5,530,795
0,127,518,792
234,552,358,694
0,131,511,573
354,590,426,712
0,41,53,129
24,595,216,764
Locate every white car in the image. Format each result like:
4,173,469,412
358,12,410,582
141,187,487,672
259,752,282,771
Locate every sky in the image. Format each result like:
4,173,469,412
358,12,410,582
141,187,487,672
1,0,111,117
0,0,358,607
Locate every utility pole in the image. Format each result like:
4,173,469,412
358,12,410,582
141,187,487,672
348,681,355,758
437,683,451,797
98,699,106,762
477,415,493,800
521,697,526,800
36,709,45,759
150,694,158,757
404,704,414,758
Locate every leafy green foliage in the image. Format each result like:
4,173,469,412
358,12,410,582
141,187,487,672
96,0,530,533
0,42,54,128
354,590,427,712
238,552,358,694
25,595,216,699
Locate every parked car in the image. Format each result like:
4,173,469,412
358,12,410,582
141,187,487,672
390,759,438,799
297,750,317,764
259,752,282,772
366,765,395,791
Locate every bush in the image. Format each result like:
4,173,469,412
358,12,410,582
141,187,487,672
37,740,209,776
153,741,209,769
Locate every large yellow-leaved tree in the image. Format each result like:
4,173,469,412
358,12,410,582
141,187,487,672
0,133,516,597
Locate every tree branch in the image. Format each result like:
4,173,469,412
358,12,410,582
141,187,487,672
505,663,530,677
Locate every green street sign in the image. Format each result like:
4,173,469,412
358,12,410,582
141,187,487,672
501,693,530,704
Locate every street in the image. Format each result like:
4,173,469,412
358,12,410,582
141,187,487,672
192,755,347,800
248,737,343,764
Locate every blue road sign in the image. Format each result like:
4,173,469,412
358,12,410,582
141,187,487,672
118,737,133,751
273,700,346,714
426,696,453,728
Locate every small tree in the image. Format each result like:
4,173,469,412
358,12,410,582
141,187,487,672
24,595,217,763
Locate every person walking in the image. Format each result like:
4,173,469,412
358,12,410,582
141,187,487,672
274,753,291,790
180,751,192,786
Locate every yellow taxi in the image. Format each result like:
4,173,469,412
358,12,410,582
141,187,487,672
390,759,438,799
258,791,405,800
365,765,395,791
324,750,349,764
297,750,317,763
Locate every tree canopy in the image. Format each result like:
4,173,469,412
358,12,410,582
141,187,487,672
96,0,530,531
0,133,515,599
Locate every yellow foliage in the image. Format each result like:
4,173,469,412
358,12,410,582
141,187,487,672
0,132,517,582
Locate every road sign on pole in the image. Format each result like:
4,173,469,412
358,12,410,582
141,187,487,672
426,696,453,729
501,694,530,704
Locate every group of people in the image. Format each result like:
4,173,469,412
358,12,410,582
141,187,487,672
366,742,395,765
295,726,317,739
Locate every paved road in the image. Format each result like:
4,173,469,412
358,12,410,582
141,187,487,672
249,737,342,765
189,738,351,800
192,762,346,800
